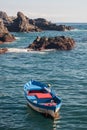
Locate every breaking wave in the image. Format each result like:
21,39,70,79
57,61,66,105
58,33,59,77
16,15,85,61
70,28,87,32
7,48,52,54
7,48,28,53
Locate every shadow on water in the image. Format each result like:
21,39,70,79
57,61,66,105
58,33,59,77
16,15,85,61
25,104,61,130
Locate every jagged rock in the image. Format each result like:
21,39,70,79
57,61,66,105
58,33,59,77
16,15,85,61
0,11,74,32
0,48,8,54
27,36,75,50
0,11,12,24
29,19,35,25
34,18,74,31
7,12,41,32
0,19,8,33
0,33,15,43
0,19,15,43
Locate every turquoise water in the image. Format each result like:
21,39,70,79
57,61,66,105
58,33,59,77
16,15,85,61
0,23,87,130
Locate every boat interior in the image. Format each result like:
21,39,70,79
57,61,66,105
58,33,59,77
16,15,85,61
27,89,60,106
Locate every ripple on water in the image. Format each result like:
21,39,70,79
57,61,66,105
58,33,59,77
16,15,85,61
0,26,87,130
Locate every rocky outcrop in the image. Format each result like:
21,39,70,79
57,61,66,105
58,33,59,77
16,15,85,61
0,11,12,25
27,36,75,51
6,12,40,32
0,19,8,33
0,33,15,43
33,18,74,31
0,19,15,44
0,11,74,32
0,48,8,54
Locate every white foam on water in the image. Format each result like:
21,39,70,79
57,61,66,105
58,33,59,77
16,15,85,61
7,48,50,54
15,37,21,40
70,29,79,31
8,48,28,53
71,29,87,32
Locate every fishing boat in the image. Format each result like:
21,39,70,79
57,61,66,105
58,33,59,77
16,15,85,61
24,80,62,118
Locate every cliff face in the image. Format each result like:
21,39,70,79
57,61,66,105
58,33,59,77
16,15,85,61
27,36,75,51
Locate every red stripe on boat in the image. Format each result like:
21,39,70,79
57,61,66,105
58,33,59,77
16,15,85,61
28,92,52,98
35,93,52,98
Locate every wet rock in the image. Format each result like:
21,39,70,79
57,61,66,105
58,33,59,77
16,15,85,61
27,36,75,51
0,48,8,54
0,19,15,43
0,33,15,43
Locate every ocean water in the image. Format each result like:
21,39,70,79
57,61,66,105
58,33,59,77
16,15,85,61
0,23,87,130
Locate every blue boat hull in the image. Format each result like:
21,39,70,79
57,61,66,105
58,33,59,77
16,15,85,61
24,80,62,118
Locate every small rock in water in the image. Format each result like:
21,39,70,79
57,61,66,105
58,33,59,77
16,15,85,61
0,48,8,54
27,36,75,51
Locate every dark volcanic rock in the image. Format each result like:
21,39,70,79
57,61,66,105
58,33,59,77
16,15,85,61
0,19,15,44
28,36,75,51
7,12,40,32
34,18,74,31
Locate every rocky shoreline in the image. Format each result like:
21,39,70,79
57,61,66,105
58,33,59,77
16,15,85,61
0,11,74,33
0,11,75,54
0,35,75,54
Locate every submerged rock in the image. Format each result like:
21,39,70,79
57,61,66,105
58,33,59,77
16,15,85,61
27,36,75,51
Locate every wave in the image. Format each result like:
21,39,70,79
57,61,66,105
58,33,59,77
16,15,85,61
7,48,50,54
8,48,28,53
71,28,87,32
70,28,79,31
15,37,21,40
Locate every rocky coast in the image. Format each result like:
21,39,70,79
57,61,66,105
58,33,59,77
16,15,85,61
0,11,74,33
0,11,75,54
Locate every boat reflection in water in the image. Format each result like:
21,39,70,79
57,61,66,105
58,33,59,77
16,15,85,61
52,113,61,130
26,105,61,130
